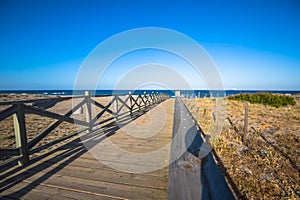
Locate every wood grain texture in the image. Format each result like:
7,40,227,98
1,99,174,200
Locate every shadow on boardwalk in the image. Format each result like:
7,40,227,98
0,105,156,198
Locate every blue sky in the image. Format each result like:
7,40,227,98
0,0,299,90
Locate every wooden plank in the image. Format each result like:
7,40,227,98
79,151,169,168
130,96,139,109
243,102,249,143
70,149,170,168
167,97,205,200
0,105,16,121
1,182,73,200
168,98,235,200
1,97,172,200
29,152,168,178
137,95,143,109
85,91,92,133
0,195,16,200
0,148,19,157
116,96,130,112
1,180,123,200
76,103,173,168
24,105,90,127
144,93,150,105
90,99,114,115
140,94,147,106
0,155,22,170
13,104,29,166
28,98,86,149
2,160,168,190
128,92,133,115
113,96,119,119
91,101,114,124
1,168,167,200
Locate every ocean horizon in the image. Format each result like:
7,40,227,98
0,89,299,98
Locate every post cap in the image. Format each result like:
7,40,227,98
85,91,90,96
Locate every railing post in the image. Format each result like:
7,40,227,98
114,95,119,120
85,91,92,133
13,104,29,166
129,91,133,116
151,92,154,105
158,92,160,102
243,102,249,144
138,95,141,111
144,92,147,107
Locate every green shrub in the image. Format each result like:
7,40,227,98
228,93,296,108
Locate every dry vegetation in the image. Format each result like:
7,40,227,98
184,94,300,199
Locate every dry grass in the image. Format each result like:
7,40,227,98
184,96,300,199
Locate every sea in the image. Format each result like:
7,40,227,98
0,90,299,98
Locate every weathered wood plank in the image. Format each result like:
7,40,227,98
90,98,114,115
116,96,131,112
24,105,90,127
1,180,123,200
1,169,167,200
1,97,172,200
85,91,92,133
13,104,29,166
0,148,19,157
28,97,85,149
130,95,139,109
0,105,17,121
27,97,86,149
168,98,235,200
29,152,168,178
91,101,114,124
1,160,168,190
0,155,22,170
167,97,205,200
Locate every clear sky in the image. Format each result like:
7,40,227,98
0,0,299,90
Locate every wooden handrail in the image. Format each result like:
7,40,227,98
28,98,87,149
0,91,169,169
0,105,17,121
24,105,90,127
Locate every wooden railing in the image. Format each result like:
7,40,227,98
0,91,169,168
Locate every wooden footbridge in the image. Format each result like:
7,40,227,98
0,92,234,199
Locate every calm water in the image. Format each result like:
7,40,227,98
0,90,299,98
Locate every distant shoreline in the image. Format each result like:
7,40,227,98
0,89,299,98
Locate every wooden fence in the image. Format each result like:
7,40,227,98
0,91,168,168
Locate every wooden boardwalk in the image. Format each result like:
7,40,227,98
0,99,174,200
